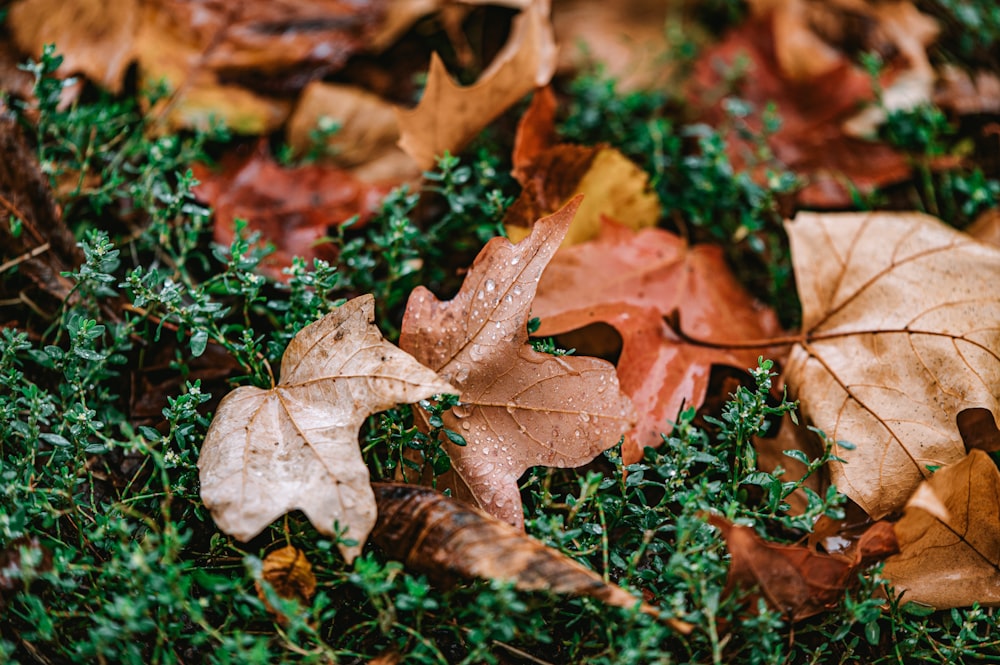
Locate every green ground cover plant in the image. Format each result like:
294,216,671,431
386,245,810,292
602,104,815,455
2,2,1000,663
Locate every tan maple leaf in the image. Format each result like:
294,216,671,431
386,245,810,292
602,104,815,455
399,198,635,527
531,220,783,464
785,211,1000,519
198,295,455,562
395,0,557,170
882,449,1000,608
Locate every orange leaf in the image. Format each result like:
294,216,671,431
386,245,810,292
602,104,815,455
531,220,783,464
399,198,635,527
506,89,659,246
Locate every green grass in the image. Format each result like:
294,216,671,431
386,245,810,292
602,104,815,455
2,24,1000,665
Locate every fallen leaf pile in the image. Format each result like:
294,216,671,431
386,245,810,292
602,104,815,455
9,0,1000,643
6,0,559,276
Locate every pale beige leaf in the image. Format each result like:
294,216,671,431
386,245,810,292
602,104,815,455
882,449,1000,608
395,0,556,169
399,198,635,527
198,295,454,562
786,211,1000,518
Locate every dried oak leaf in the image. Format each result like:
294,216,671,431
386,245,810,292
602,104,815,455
504,88,660,246
882,449,1000,608
372,482,692,632
192,141,389,281
198,295,455,562
256,545,317,621
531,220,783,464
785,211,1000,519
399,198,635,527
396,0,557,170
708,514,897,621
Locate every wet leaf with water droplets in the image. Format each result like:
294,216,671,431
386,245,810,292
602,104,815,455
399,197,636,527
198,295,455,562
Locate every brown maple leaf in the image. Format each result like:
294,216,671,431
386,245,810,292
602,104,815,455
882,449,1000,608
285,81,419,183
399,198,635,527
198,295,454,562
785,211,1000,519
8,0,139,93
531,220,783,464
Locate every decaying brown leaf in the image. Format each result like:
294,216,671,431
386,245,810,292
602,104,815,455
882,449,1000,608
531,220,783,464
504,87,660,246
256,546,317,618
708,513,898,621
785,211,1000,519
372,482,692,632
399,198,635,527
198,295,455,561
396,0,557,169
192,142,390,280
